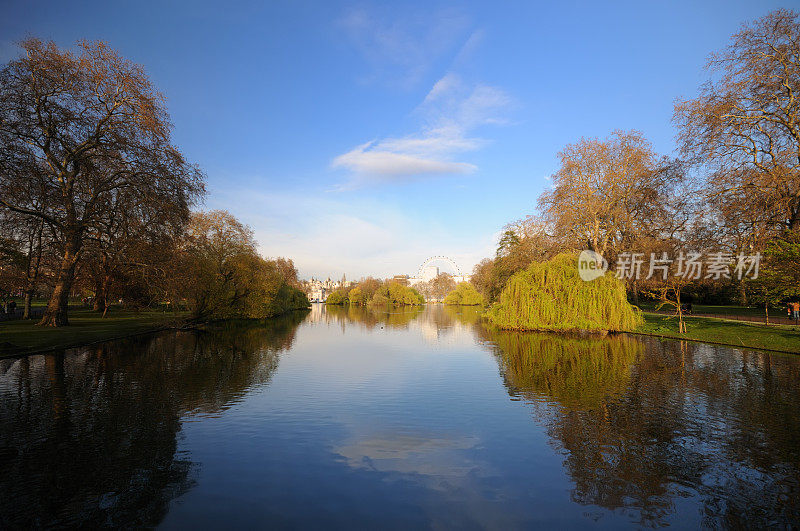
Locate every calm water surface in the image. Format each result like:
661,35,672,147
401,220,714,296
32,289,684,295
1,305,799,528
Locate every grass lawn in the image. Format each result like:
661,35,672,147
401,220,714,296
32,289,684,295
635,301,782,319
636,312,800,353
0,309,188,357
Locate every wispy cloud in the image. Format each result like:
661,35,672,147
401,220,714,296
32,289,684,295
332,72,512,187
332,141,476,180
338,7,470,89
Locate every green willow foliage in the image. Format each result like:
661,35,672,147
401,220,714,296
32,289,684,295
486,253,642,332
443,282,484,306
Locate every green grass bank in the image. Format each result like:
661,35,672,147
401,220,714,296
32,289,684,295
635,312,800,353
0,309,189,357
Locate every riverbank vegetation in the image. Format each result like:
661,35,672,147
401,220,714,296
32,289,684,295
371,282,425,306
177,211,309,320
414,273,456,302
471,10,800,342
0,39,307,328
443,282,484,306
325,278,424,306
486,254,642,333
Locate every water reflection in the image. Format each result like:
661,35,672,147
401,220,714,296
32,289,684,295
487,330,642,409
484,328,800,526
311,303,424,330
2,306,799,528
307,303,483,345
0,312,305,528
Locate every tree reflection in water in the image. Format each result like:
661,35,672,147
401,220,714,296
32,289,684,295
314,303,424,330
3,306,799,528
0,311,306,528
485,328,800,527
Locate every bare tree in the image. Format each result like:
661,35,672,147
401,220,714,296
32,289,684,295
0,39,204,325
539,130,686,261
675,9,800,231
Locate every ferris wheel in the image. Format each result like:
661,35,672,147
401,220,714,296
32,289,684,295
417,256,462,278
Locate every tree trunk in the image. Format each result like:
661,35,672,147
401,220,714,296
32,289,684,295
676,289,686,334
92,277,106,312
39,234,81,327
22,219,43,321
23,291,32,320
99,274,113,317
92,255,112,313
788,202,800,231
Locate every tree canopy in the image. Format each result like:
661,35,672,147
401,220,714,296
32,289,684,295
443,282,484,306
0,39,204,325
177,211,309,320
486,254,642,333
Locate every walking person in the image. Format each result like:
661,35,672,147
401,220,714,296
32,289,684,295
792,301,800,324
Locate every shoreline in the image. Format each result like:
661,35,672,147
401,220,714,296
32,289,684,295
625,330,800,355
632,312,800,354
3,308,798,359
0,309,312,360
0,320,192,360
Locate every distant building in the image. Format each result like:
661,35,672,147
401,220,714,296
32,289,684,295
302,275,352,302
407,272,471,287
391,275,409,286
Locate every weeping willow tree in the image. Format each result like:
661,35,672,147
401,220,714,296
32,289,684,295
486,253,641,332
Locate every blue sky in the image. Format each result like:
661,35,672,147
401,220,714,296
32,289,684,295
1,0,792,279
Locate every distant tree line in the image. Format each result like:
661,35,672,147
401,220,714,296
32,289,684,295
325,277,424,306
414,273,456,302
471,10,800,316
0,39,307,325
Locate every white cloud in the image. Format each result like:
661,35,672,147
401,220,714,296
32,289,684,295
207,187,496,280
338,8,470,89
332,142,476,181
423,72,461,104
332,73,512,186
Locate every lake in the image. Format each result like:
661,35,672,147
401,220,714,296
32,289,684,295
1,304,799,528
